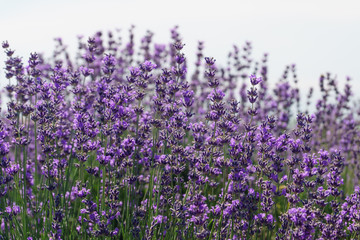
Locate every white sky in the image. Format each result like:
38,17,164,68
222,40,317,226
1,0,360,100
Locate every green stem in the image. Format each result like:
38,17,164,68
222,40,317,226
22,145,27,239
209,178,231,240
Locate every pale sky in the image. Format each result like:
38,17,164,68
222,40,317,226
1,0,360,101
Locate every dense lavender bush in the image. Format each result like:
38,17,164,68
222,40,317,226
0,26,360,239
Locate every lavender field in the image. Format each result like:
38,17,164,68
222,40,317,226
0,26,360,240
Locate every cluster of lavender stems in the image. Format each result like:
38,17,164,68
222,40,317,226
0,26,360,240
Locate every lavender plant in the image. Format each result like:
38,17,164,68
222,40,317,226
0,26,359,240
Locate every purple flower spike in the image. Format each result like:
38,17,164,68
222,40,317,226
250,74,262,85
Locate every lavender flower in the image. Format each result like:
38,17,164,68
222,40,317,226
0,26,359,240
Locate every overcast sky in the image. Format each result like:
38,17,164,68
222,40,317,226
1,0,360,99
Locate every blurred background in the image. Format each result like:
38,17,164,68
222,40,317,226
1,0,359,105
